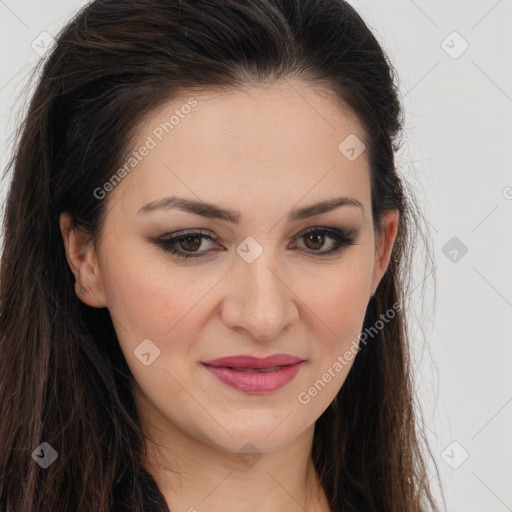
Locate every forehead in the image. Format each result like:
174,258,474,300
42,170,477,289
112,79,371,220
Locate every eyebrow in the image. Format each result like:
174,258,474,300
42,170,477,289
136,195,363,223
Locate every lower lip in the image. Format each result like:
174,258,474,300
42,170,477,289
202,362,304,393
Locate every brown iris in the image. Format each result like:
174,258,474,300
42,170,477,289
303,233,324,250
179,235,203,252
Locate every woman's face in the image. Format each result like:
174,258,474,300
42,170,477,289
62,79,398,455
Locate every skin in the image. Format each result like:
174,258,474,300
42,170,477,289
60,78,399,512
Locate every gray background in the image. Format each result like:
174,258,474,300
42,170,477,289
1,1,511,510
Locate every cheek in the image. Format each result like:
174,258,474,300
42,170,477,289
311,285,366,335
294,271,370,418
99,249,221,396
305,259,372,344
100,246,204,339
103,261,202,408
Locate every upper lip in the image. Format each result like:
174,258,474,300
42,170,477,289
202,354,305,369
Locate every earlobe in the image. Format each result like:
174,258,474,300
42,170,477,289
370,209,400,295
59,212,107,308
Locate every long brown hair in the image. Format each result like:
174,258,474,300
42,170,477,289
0,1,444,510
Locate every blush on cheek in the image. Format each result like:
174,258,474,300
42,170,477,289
104,262,184,335
310,289,367,339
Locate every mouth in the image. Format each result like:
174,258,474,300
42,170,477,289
200,355,305,393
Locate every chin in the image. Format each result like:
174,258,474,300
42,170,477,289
194,413,311,455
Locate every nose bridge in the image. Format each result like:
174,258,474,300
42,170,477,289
222,239,298,340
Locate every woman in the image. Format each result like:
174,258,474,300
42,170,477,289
0,0,443,510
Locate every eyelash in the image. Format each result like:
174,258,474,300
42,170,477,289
151,227,357,261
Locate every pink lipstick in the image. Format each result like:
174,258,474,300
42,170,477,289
201,354,305,393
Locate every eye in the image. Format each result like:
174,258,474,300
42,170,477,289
151,229,220,260
291,227,357,257
151,227,357,260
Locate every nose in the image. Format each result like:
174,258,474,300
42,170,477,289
220,247,299,341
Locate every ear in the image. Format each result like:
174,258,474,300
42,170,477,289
370,209,400,296
59,212,107,308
